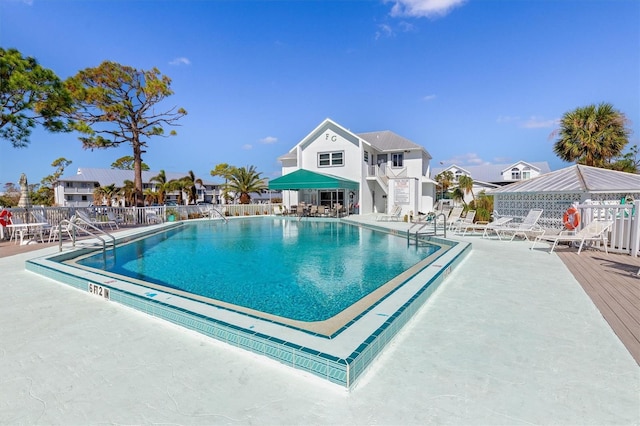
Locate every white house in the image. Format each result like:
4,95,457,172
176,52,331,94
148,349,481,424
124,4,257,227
54,168,220,207
271,118,437,217
431,161,551,205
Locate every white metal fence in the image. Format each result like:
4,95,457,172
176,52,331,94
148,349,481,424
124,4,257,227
576,200,639,257
1,203,285,229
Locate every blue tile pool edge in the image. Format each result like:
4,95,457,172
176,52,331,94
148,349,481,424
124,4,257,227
25,222,470,389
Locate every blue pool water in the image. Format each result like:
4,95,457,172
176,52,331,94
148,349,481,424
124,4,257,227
77,219,439,322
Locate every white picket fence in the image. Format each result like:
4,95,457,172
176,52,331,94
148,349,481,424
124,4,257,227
576,200,640,257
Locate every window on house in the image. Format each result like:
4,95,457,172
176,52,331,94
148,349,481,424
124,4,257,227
455,171,463,181
522,167,531,179
65,182,72,188
511,168,521,180
391,153,403,168
364,151,369,163
81,196,87,201
318,151,344,167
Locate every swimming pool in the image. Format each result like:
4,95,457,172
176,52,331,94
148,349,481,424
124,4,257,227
74,219,440,334
27,217,470,388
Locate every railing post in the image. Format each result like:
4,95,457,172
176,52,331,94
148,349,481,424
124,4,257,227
631,200,640,257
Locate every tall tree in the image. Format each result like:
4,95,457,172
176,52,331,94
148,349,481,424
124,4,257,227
111,155,149,171
552,102,630,167
225,165,267,204
65,61,187,206
0,48,73,147
210,163,236,204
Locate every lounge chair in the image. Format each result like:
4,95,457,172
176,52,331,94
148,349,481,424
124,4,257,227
445,206,464,230
106,211,123,228
452,210,476,234
377,205,402,221
145,210,162,224
76,210,118,230
479,216,514,238
488,208,544,241
317,205,327,216
531,219,613,254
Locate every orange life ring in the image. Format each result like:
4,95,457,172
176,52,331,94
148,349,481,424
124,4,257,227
563,206,580,230
0,209,11,227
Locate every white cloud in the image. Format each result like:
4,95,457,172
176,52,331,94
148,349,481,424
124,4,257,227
422,94,437,101
496,115,520,124
242,144,253,150
260,136,278,144
169,57,191,66
522,116,558,129
388,0,466,19
497,115,557,129
375,24,394,39
443,153,488,166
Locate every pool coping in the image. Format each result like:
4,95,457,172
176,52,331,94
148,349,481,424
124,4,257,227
26,218,470,388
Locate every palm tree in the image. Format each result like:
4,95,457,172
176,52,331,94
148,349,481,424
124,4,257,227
225,165,267,204
434,170,454,200
120,179,136,206
150,170,170,205
143,188,158,206
451,187,466,207
552,102,630,167
93,183,119,206
457,175,475,202
168,178,188,205
182,170,203,204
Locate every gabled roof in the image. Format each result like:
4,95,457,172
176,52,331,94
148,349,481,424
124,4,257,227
357,130,431,157
268,169,359,190
59,168,218,187
441,164,472,176
500,160,541,174
432,161,551,183
278,118,431,159
490,164,640,194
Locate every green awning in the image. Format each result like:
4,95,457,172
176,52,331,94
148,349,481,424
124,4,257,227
269,169,359,190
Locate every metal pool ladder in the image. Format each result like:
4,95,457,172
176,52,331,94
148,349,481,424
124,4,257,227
407,212,447,246
57,217,117,256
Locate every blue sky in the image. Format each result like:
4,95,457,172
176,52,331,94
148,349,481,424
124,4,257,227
1,0,639,187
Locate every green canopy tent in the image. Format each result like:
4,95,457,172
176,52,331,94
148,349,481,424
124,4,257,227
268,169,359,190
268,169,359,214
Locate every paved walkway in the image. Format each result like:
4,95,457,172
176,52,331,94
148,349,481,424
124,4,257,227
0,220,638,424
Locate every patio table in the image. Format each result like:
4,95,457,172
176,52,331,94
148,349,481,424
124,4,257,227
5,222,48,245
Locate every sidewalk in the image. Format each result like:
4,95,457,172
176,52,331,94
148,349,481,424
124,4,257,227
1,218,638,424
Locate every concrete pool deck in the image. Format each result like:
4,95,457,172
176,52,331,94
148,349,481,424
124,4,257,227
1,218,639,424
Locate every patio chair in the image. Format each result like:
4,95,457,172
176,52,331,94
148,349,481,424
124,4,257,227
531,219,613,254
488,208,544,241
48,216,76,243
106,211,123,228
76,210,117,230
452,210,476,234
145,210,162,224
317,205,327,216
445,206,464,230
377,205,402,221
480,216,514,238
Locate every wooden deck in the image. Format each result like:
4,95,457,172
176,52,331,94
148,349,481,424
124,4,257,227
556,247,640,365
